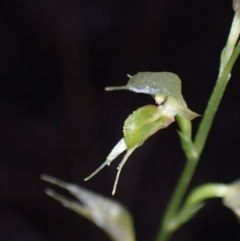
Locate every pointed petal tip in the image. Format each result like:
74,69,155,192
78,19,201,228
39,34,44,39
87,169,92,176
40,173,47,180
84,171,99,182
40,174,55,183
105,86,128,91
45,188,54,197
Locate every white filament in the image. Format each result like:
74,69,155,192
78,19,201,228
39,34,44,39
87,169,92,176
112,148,135,195
84,139,127,181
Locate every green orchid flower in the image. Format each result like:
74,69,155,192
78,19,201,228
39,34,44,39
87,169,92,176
85,72,199,195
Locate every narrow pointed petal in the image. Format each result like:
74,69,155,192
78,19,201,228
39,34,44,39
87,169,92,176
112,148,135,195
177,107,200,121
106,138,127,161
105,86,128,91
84,139,127,181
160,96,200,121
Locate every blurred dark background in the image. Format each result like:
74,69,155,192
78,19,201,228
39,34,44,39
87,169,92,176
1,0,240,240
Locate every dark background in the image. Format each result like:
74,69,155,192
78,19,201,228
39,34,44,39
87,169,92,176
1,0,240,240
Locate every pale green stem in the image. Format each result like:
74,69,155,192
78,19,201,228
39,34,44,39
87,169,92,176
183,183,228,207
155,157,197,241
194,39,240,154
155,37,240,241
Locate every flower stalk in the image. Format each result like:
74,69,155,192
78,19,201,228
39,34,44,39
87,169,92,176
155,7,240,241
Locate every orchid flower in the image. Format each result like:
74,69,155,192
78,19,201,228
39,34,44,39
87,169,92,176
85,72,199,195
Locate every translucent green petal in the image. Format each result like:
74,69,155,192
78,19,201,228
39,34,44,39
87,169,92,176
106,72,187,107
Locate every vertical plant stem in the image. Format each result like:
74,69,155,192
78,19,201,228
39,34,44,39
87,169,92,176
155,157,197,241
155,40,240,241
194,39,240,154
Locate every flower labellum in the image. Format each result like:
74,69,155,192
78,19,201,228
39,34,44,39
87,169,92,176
85,72,199,194
123,105,174,149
